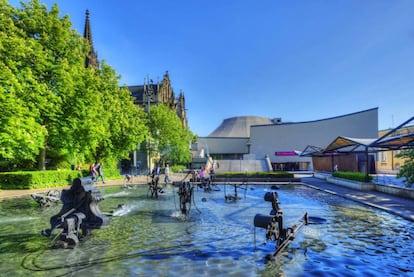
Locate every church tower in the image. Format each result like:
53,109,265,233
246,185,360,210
177,91,188,128
82,10,188,128
84,10,99,68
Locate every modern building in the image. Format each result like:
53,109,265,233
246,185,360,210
193,108,379,172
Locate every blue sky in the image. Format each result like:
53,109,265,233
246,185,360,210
9,0,414,136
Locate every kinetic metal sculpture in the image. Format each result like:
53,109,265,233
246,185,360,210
31,189,61,207
177,181,194,216
224,183,247,201
254,191,308,259
41,177,109,246
147,173,164,198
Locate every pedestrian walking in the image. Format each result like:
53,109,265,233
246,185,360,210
164,164,171,184
90,163,97,181
96,162,105,184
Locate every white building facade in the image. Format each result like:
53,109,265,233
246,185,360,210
249,108,378,171
193,108,378,172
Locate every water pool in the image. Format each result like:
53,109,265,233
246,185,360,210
0,184,413,276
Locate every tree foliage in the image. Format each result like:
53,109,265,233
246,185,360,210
396,150,414,187
91,63,148,164
149,104,192,165
0,0,47,168
0,0,151,170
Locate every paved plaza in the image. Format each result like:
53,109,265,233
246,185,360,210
301,176,414,222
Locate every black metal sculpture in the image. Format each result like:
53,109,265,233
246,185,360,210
122,174,134,188
177,181,193,216
254,191,308,260
174,181,201,218
31,189,61,207
147,173,164,198
224,183,248,201
196,175,212,192
41,177,109,246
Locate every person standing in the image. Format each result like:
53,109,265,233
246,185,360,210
152,165,161,176
96,162,105,184
151,164,161,184
199,166,206,183
164,164,171,184
209,166,215,183
90,163,97,181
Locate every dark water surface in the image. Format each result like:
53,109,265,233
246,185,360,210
0,184,413,276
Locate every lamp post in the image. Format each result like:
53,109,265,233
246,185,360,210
146,79,154,175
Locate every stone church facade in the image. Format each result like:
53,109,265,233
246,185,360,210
83,10,188,128
127,72,188,128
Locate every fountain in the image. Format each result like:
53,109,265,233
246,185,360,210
1,183,413,276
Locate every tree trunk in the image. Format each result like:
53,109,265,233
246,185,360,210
38,147,46,170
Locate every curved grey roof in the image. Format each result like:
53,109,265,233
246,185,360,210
208,116,272,138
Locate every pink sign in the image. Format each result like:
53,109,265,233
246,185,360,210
275,151,297,156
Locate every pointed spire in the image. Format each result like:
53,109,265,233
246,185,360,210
177,89,187,128
83,10,92,44
84,9,99,68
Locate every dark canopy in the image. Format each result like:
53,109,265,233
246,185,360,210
316,116,414,153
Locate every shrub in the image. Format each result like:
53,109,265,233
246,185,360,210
396,150,414,188
170,164,186,173
0,167,122,190
0,170,82,189
332,171,372,182
214,172,294,178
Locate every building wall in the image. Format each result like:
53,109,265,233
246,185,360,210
313,154,358,172
195,137,249,157
249,108,378,164
376,125,414,173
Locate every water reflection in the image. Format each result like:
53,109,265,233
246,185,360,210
0,184,413,276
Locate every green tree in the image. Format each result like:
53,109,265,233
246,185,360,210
1,0,149,171
54,63,103,168
0,0,47,169
396,149,414,187
149,104,192,165
12,0,89,169
92,62,148,166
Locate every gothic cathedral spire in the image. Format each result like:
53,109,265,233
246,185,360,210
84,9,99,68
